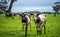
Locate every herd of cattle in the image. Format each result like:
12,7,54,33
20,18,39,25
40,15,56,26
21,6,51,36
5,12,46,35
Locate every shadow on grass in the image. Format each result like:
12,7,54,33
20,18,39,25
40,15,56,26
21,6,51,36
0,30,38,37
0,30,37,37
0,30,25,37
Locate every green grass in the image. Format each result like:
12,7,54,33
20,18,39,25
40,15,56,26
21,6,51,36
0,14,60,37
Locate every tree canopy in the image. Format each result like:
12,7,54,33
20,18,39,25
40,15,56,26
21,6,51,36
0,0,17,13
52,2,60,12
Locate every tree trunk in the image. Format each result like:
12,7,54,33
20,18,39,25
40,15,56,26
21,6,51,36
6,0,14,13
54,12,56,16
54,11,58,16
5,0,14,17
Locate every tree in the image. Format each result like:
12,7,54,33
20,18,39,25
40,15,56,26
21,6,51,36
6,0,17,17
6,0,17,13
52,2,60,16
0,0,17,17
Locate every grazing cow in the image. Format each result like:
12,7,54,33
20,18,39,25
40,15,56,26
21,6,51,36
33,13,46,35
5,13,16,19
5,13,12,17
20,13,31,31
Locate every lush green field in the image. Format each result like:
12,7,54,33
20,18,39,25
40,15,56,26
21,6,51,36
0,14,60,37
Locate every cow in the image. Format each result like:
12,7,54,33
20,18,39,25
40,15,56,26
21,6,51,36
32,13,46,35
20,13,32,31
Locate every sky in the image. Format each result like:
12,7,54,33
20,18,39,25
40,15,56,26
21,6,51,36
10,0,60,12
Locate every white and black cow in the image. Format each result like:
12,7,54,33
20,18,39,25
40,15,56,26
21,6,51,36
33,13,46,35
20,13,32,31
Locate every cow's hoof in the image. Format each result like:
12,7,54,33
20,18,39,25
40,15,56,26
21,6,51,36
44,32,46,34
39,31,42,35
39,33,41,35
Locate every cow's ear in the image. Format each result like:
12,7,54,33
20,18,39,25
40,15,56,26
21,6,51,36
37,13,39,16
24,14,26,16
31,13,33,15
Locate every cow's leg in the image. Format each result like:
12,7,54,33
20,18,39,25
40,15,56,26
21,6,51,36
25,23,28,37
36,23,39,35
30,22,31,31
37,29,39,35
22,23,24,31
39,22,42,35
44,21,46,34
39,25,42,35
44,25,46,34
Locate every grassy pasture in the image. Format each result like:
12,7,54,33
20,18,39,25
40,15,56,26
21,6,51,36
0,14,60,37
